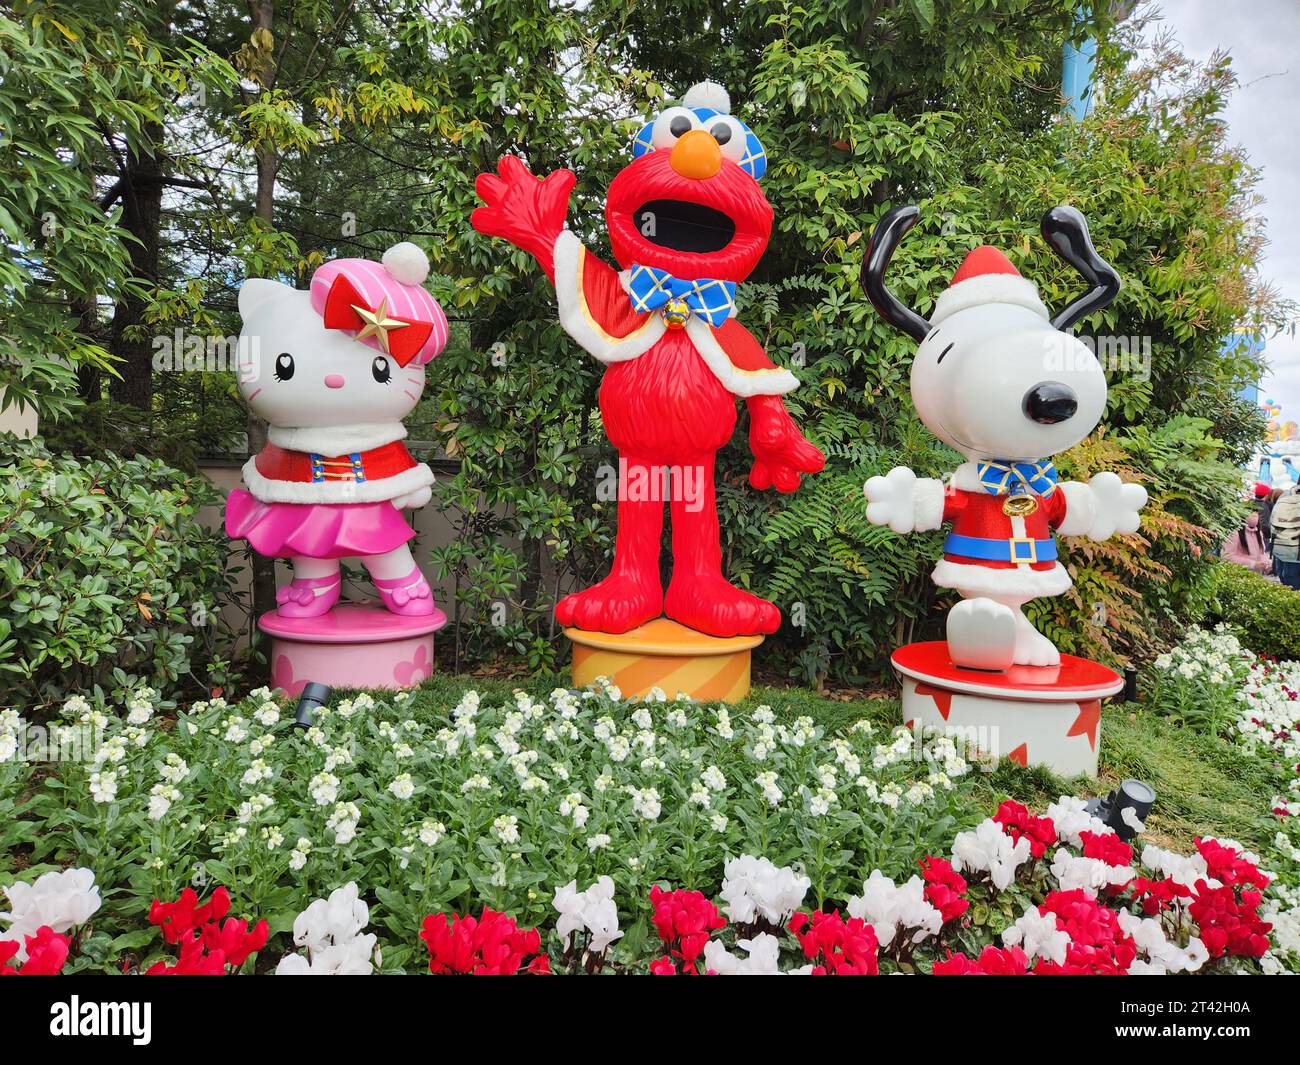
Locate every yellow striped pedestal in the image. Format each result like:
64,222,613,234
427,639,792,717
566,619,763,702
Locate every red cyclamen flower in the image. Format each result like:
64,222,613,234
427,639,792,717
0,926,71,976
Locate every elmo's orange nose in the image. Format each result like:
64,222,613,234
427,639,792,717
669,129,723,179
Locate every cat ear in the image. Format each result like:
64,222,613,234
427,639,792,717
238,278,293,318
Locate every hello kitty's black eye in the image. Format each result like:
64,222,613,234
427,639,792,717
371,356,391,384
273,352,295,381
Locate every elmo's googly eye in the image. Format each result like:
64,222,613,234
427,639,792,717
651,106,700,150
706,115,748,162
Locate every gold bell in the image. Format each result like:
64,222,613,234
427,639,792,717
662,298,691,329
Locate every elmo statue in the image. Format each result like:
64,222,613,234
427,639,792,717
473,82,823,638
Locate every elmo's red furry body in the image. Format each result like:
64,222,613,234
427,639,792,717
473,136,823,637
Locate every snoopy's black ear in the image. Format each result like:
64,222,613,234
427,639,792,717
861,205,931,342
1040,205,1122,332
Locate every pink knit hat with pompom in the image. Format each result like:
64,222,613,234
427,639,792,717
309,242,449,367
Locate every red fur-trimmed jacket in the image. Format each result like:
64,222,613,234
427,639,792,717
238,425,433,506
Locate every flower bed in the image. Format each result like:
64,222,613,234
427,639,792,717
1146,625,1300,965
2,680,1297,973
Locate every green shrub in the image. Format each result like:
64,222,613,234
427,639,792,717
0,436,238,710
1209,562,1300,661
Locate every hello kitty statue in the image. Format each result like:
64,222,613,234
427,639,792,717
860,206,1147,775
226,242,449,694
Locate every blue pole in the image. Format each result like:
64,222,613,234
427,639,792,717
1062,34,1097,121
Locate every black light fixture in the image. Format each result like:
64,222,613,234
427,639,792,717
292,682,332,730
1085,778,1155,842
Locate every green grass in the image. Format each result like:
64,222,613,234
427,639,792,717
396,674,1283,857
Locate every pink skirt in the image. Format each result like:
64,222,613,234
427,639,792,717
225,490,415,559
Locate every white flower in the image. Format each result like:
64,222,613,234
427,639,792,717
309,772,339,807
755,771,783,808
702,933,793,975
586,833,611,852
950,818,1032,891
241,759,273,788
493,814,520,845
846,871,941,947
1050,848,1134,894
0,734,18,763
387,773,415,800
461,774,491,793
720,856,810,926
553,876,623,954
1044,795,1111,847
289,838,312,871
1002,905,1070,965
0,868,101,958
325,802,360,846
88,770,118,804
278,882,377,976
701,765,727,791
253,703,280,727
628,786,661,820
148,783,181,820
419,820,446,847
158,753,189,785
710,813,729,832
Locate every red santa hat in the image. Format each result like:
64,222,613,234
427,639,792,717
930,245,1049,327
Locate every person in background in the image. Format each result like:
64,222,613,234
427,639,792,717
1271,483,1300,590
1256,482,1276,544
1221,510,1273,575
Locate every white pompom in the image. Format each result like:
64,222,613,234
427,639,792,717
382,241,430,285
683,81,731,114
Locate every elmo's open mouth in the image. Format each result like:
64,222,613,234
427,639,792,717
633,199,736,254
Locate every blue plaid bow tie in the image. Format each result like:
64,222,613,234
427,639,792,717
976,459,1058,497
625,265,736,327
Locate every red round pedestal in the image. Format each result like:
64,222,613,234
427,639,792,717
891,641,1123,777
258,603,447,696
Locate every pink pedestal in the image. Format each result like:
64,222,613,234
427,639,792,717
891,642,1123,777
258,603,447,697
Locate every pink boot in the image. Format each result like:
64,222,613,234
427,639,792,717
372,567,435,617
275,572,341,618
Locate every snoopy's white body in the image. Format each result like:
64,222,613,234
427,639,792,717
863,223,1147,670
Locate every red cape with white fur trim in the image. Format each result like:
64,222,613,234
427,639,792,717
551,231,798,397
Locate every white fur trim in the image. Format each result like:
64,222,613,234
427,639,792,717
382,241,430,285
267,423,406,454
554,231,665,364
931,273,1049,327
1055,480,1096,537
240,457,433,505
932,559,1072,599
684,81,730,113
682,317,799,397
949,463,982,492
914,478,946,532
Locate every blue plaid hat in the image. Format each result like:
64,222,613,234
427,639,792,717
631,83,767,180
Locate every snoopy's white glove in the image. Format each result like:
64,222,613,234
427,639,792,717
1059,472,1147,541
1083,471,1147,540
390,485,433,511
864,466,946,534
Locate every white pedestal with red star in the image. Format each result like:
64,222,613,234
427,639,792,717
891,642,1123,778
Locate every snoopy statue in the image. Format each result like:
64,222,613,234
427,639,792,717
862,205,1147,672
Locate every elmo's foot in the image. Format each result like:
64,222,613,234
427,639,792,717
664,575,780,637
556,572,663,634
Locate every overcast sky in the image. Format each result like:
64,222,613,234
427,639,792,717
1156,0,1299,424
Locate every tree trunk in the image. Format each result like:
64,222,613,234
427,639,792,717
245,0,280,660
106,124,164,410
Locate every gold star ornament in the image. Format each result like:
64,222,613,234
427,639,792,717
350,297,409,354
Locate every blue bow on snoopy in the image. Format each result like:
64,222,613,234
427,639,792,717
976,459,1058,497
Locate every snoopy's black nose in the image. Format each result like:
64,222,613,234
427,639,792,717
1023,382,1078,424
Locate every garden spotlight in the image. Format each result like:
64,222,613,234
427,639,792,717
1085,779,1155,842
293,682,332,730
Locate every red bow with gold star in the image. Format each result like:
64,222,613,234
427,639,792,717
321,274,432,367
